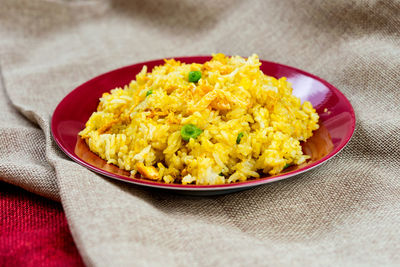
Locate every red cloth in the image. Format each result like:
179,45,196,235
0,182,84,266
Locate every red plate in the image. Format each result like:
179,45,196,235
51,56,355,195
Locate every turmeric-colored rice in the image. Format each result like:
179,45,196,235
79,54,319,185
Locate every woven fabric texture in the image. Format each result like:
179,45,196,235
0,0,399,266
0,182,84,266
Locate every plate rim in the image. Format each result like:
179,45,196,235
51,56,356,191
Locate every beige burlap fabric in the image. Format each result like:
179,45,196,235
1,0,400,265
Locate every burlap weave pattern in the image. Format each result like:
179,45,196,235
1,0,399,265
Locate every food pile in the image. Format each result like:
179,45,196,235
79,54,319,185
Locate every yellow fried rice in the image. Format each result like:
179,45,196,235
79,54,319,185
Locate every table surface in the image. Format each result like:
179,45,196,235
0,181,84,266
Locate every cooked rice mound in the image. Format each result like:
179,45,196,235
79,54,319,185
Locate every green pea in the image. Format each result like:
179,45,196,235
283,163,291,169
236,132,244,144
181,124,203,141
188,71,202,83
146,90,153,96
